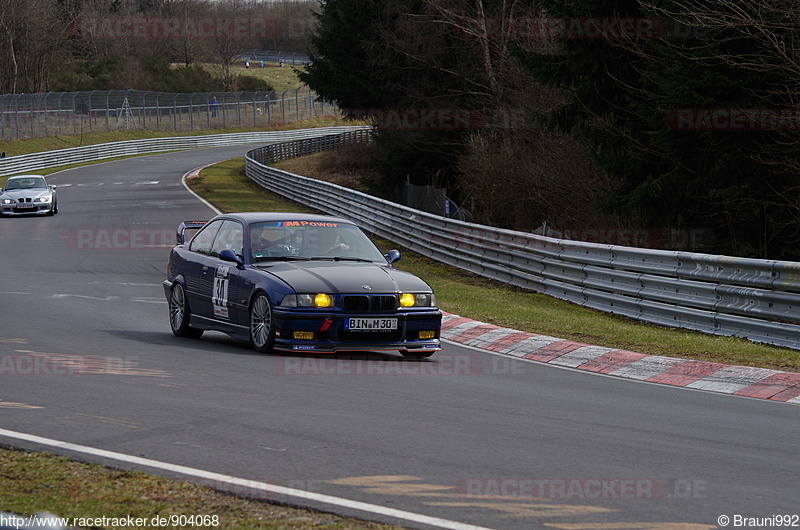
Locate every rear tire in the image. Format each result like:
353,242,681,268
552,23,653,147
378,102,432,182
249,293,275,353
169,283,203,338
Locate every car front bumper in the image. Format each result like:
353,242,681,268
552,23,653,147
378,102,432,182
0,202,53,215
272,308,443,353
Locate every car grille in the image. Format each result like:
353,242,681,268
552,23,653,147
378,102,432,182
343,295,397,312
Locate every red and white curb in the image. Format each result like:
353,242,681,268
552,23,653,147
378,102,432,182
441,313,800,405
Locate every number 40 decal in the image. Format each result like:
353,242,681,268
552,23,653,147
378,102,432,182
213,265,230,319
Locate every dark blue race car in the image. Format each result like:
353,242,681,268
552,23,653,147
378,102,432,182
163,212,442,357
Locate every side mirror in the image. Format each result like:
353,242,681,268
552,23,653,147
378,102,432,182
219,249,245,268
385,249,401,264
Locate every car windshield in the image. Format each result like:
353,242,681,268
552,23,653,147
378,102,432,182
5,177,47,190
250,220,387,263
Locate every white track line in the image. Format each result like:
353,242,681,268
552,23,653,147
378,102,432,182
0,428,492,530
180,165,223,215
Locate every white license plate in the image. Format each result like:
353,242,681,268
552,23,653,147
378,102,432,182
345,318,398,331
16,203,35,208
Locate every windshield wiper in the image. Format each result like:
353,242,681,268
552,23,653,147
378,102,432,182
253,256,313,263
309,256,376,262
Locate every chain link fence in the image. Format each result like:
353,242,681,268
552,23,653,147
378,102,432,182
241,49,309,65
0,88,335,141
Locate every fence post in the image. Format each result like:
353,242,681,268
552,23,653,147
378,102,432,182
28,95,34,138
43,93,50,137
68,92,76,135
56,92,64,136
172,94,178,131
142,91,148,130
189,93,194,130
236,92,242,127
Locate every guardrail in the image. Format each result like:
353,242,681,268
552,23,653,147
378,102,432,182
245,133,800,350
0,126,363,177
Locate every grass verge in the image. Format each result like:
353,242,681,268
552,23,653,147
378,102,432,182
191,156,800,373
0,447,398,530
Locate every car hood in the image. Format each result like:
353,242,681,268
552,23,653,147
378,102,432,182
1,189,51,199
255,261,433,294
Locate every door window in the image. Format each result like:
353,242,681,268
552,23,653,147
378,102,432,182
189,220,223,255
210,220,244,258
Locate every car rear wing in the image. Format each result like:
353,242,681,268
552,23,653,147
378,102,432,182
176,220,208,244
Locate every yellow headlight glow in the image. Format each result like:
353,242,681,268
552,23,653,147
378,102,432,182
399,293,416,307
314,293,334,308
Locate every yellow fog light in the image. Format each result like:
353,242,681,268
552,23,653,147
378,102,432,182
399,293,416,307
419,331,436,340
314,293,333,308
294,331,315,340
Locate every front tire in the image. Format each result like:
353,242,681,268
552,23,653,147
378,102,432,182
249,293,275,353
169,283,203,338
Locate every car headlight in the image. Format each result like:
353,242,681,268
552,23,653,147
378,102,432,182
0,199,14,205
399,293,436,308
280,293,335,308
34,196,51,203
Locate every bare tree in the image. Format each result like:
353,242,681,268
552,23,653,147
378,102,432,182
641,0,800,79
205,0,263,90
407,1,614,231
257,0,317,53
0,0,67,92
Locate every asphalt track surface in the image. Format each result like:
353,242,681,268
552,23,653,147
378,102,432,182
1,144,799,529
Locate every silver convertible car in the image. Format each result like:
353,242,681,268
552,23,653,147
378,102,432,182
163,212,442,357
0,174,58,216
